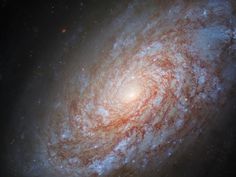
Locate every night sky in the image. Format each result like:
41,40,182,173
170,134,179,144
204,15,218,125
1,0,236,177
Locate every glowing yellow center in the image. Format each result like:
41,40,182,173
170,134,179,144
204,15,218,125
119,80,142,103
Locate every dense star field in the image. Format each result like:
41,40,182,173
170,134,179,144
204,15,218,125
2,0,236,177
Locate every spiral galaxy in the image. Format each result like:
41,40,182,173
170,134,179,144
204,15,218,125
3,0,236,177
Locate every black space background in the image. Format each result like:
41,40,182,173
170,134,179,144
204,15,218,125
0,0,236,177
0,0,91,176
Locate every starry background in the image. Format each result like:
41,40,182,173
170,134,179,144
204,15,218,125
1,0,236,177
0,0,98,176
